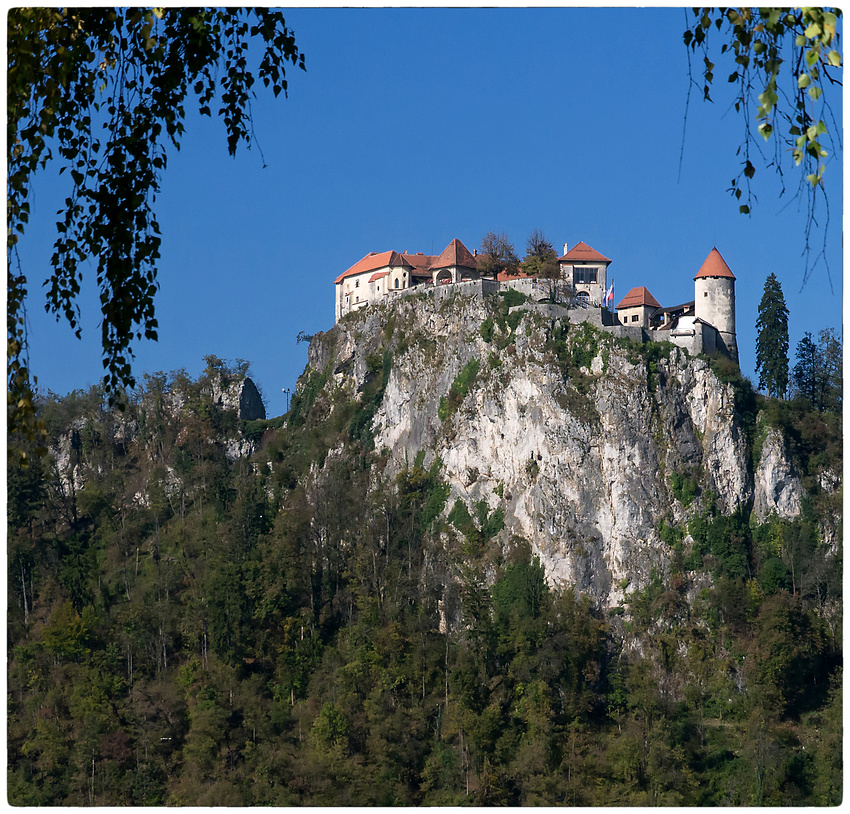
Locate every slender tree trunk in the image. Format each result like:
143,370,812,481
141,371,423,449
20,564,28,625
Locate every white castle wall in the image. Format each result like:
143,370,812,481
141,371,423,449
336,270,737,363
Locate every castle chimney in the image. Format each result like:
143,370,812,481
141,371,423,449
563,242,569,256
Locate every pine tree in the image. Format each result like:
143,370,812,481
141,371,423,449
792,328,842,412
792,332,820,406
755,273,789,398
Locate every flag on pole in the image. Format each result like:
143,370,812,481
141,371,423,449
603,280,614,308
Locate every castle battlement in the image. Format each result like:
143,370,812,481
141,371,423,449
334,239,737,362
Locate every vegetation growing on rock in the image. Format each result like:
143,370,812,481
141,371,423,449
7,296,842,805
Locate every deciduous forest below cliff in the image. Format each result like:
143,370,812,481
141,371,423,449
8,320,842,804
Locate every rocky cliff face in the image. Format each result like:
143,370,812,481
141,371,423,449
48,373,264,501
305,290,812,608
753,427,803,521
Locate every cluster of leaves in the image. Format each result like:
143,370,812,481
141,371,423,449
447,499,505,557
6,359,842,805
520,228,570,302
684,8,841,225
669,470,699,508
348,351,392,449
685,507,751,579
8,8,305,455
438,358,481,422
569,321,603,371
477,231,519,278
479,290,529,354
542,321,605,426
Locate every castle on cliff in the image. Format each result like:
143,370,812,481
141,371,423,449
334,238,737,362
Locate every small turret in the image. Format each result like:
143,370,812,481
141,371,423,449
694,247,737,361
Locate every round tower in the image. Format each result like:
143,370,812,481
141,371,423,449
694,247,737,361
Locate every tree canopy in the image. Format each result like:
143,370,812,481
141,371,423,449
521,229,558,277
754,273,790,398
7,350,842,804
792,328,842,412
478,231,519,278
521,229,568,303
7,8,305,457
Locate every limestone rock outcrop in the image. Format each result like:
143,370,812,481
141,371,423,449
753,427,803,521
305,291,785,607
205,376,266,421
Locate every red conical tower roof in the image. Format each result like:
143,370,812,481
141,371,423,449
694,247,735,280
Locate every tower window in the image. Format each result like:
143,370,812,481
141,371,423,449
574,266,598,284
395,279,400,289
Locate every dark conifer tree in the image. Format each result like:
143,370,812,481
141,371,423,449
792,331,821,407
793,328,842,412
755,273,789,398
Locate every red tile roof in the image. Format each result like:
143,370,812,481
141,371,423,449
335,250,409,284
497,269,535,281
430,238,478,270
616,286,661,309
558,241,611,263
402,252,438,276
368,270,390,282
694,247,735,280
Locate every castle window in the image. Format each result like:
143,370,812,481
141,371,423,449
631,315,639,322
355,279,360,288
395,279,400,289
574,266,598,284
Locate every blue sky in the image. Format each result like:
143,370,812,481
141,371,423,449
19,8,843,417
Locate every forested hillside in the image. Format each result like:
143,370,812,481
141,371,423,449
7,309,842,804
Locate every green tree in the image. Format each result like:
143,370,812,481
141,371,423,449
817,326,843,412
755,273,789,398
8,8,305,454
683,9,841,250
792,328,842,412
478,231,519,278
521,229,566,302
792,332,821,407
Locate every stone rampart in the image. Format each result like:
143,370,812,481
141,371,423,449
433,278,499,303
353,277,732,360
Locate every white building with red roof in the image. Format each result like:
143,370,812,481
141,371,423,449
430,238,480,286
615,286,661,329
335,238,482,321
613,246,737,361
333,236,737,363
557,242,611,306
